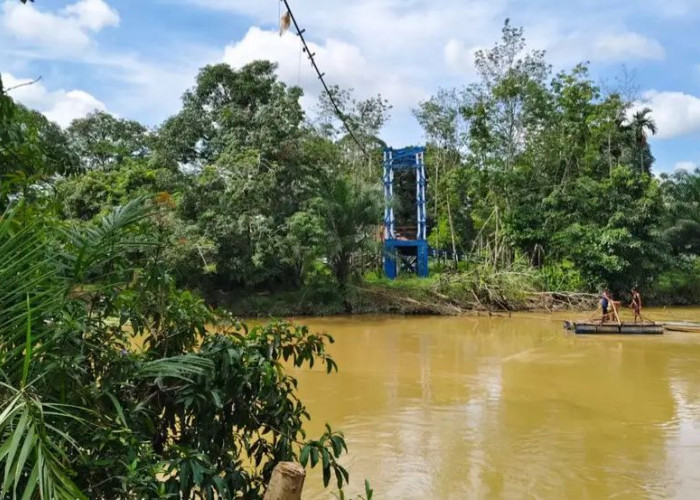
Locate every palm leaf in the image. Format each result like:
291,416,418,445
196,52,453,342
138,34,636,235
0,389,87,499
57,196,155,283
135,354,214,382
0,197,157,383
0,209,64,384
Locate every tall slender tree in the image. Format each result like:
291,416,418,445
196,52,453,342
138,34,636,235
628,108,657,174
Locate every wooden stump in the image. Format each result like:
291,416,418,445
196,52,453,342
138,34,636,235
263,462,306,500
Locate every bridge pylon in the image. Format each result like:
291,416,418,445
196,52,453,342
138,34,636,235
382,146,428,279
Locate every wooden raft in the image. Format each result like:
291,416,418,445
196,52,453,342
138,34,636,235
663,322,700,333
564,321,663,335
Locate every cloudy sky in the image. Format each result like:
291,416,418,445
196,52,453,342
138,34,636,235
1,0,699,172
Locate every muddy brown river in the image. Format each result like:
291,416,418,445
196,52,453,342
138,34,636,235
291,308,700,499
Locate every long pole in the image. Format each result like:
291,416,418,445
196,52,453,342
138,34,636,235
610,298,621,326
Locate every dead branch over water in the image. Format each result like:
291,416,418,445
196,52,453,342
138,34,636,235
351,281,598,316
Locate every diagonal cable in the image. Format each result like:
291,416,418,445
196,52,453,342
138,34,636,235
280,0,370,158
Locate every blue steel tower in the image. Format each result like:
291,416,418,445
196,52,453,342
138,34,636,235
382,146,428,279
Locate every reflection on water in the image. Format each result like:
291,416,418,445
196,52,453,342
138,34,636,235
291,309,700,499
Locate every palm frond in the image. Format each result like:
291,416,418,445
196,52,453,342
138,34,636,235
58,196,155,283
135,355,214,382
0,389,87,500
0,197,158,385
0,210,65,384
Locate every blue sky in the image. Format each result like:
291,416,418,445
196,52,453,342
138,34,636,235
1,0,699,173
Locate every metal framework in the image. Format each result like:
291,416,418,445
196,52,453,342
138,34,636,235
383,146,428,279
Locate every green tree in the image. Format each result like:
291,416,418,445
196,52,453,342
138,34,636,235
282,210,326,287
156,62,304,167
627,107,657,174
316,86,391,180
67,111,149,170
660,168,700,255
0,76,79,206
462,18,550,172
177,150,315,289
416,20,668,291
545,166,666,290
56,158,174,220
313,176,381,294
415,90,470,261
0,198,351,498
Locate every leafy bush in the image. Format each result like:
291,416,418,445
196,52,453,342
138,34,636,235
435,258,538,309
649,257,700,305
0,199,350,499
537,260,586,292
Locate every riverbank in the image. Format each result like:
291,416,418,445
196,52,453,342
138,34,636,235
209,269,700,318
213,274,600,317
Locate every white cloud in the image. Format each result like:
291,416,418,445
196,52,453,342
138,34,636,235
443,39,480,75
0,0,217,129
675,161,698,172
96,47,218,122
442,29,663,85
181,0,665,66
44,90,106,127
63,0,120,32
223,27,426,109
0,0,118,55
185,0,506,63
1,0,684,152
212,2,669,146
2,73,106,127
222,27,432,146
526,22,665,65
633,90,700,139
176,0,269,16
593,32,665,61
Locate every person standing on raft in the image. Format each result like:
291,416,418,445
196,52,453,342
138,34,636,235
630,287,642,323
601,289,612,323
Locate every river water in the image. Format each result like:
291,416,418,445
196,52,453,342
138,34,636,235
291,308,700,499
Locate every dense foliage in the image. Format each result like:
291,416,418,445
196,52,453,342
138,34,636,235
0,74,359,498
54,61,383,303
7,24,690,306
414,20,700,301
0,199,351,498
7,0,700,309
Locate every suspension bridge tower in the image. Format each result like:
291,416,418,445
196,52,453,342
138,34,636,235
383,146,429,279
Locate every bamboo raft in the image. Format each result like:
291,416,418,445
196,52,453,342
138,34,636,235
564,321,663,335
663,322,700,333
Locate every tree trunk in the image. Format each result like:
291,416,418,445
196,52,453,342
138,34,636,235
446,197,458,268
607,131,612,176
263,462,306,500
334,254,352,312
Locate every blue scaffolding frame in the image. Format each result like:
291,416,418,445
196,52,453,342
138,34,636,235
383,146,428,279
